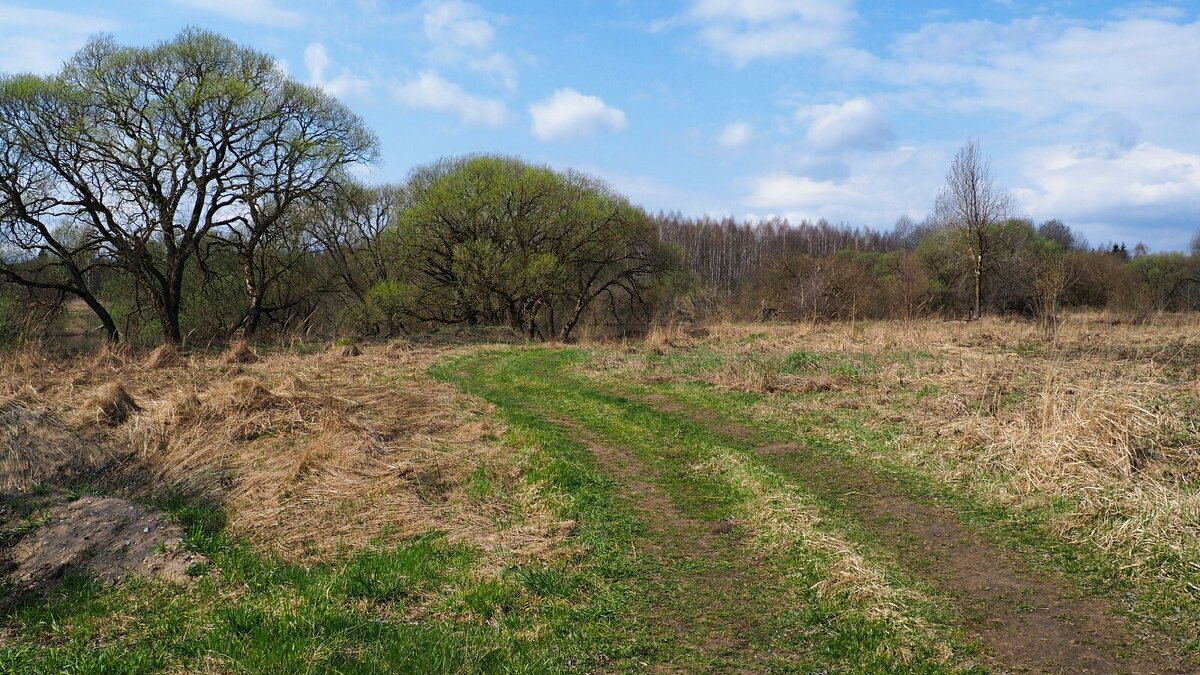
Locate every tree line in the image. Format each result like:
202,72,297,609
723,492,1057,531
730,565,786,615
2,32,1197,349
656,142,1200,327
0,30,677,347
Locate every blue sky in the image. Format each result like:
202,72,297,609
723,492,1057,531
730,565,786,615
2,1,1199,250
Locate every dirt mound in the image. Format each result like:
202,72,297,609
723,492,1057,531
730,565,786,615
3,496,204,603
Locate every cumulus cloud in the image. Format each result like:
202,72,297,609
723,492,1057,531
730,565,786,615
393,71,509,127
718,121,754,149
423,0,495,50
304,43,372,99
0,7,117,74
421,0,517,91
798,98,894,152
676,0,859,65
175,0,303,27
529,89,628,142
1015,141,1200,248
856,15,1200,138
807,13,1200,247
742,145,946,225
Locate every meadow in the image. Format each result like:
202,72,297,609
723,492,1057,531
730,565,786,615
1,313,1198,672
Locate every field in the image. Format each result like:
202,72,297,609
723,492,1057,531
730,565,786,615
1,314,1199,672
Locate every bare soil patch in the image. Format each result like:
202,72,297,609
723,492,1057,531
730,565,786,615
2,496,204,608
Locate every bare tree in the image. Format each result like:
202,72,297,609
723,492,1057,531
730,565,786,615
933,140,1013,319
1,29,377,345
0,75,122,341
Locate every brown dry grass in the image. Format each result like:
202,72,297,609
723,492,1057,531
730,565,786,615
83,383,140,427
143,344,183,369
588,312,1200,584
223,340,257,364
0,340,562,567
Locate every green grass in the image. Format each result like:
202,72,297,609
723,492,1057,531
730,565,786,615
588,346,1200,657
0,363,656,673
435,348,984,672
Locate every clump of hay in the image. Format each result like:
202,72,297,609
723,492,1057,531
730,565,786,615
143,344,183,369
713,358,780,394
644,321,691,350
1,391,105,492
221,376,278,412
89,344,132,370
223,340,258,364
85,383,140,426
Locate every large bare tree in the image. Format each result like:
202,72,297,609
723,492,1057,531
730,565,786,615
933,140,1013,319
0,29,377,344
0,75,122,341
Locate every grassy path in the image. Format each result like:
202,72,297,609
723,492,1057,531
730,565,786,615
438,346,1187,673
438,348,979,672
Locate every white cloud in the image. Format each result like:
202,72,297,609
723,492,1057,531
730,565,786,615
718,121,754,149
393,71,509,127
421,0,517,91
1015,141,1200,248
806,13,1200,247
175,0,303,27
854,15,1200,140
747,173,858,209
468,52,517,92
798,98,894,152
304,43,371,99
529,89,628,142
0,7,117,74
423,0,495,50
679,0,859,65
743,145,946,225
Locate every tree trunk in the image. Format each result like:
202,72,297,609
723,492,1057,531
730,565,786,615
973,254,983,319
160,296,183,345
80,293,121,343
241,257,263,339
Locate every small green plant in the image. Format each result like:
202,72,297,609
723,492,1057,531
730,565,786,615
781,350,819,373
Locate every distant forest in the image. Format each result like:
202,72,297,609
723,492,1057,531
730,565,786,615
656,213,1200,325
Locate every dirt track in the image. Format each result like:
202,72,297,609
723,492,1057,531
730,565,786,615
636,395,1186,674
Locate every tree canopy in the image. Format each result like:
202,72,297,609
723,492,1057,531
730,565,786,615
0,28,377,343
385,155,680,340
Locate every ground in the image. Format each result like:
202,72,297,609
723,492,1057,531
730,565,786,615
0,315,1197,672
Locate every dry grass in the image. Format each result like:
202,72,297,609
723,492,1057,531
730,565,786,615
0,389,107,493
696,449,948,663
84,383,140,427
0,341,563,567
591,312,1200,584
643,321,695,350
223,340,257,364
143,344,184,369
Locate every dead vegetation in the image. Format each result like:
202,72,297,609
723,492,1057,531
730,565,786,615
590,312,1200,585
0,340,563,569
84,383,140,427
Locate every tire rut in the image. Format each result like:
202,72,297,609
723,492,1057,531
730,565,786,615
640,395,1189,674
542,416,787,673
